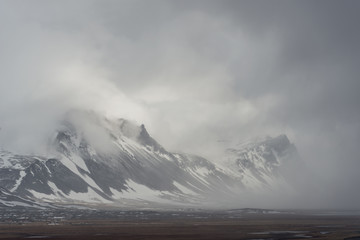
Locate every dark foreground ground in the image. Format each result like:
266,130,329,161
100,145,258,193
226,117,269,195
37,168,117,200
0,208,359,239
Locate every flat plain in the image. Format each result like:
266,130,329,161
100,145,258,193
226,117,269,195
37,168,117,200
0,208,359,239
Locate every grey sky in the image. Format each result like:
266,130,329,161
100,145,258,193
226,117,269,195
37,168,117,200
0,0,359,208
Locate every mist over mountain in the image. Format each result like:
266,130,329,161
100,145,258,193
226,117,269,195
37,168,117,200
0,110,310,209
0,0,359,210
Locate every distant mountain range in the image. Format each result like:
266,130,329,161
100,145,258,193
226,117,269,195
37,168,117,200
0,110,302,209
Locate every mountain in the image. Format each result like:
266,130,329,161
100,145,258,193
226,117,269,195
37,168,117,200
223,135,301,191
0,110,301,208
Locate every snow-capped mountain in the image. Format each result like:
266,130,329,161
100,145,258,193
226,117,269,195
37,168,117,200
223,135,301,191
0,110,301,208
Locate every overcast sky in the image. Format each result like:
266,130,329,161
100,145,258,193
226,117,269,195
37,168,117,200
1,0,360,208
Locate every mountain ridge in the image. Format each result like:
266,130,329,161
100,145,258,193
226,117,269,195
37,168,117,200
0,110,302,209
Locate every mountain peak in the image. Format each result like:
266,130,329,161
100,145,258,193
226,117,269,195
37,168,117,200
140,124,149,137
137,124,166,153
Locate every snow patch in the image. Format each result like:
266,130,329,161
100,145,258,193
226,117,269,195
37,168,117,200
66,188,112,203
69,153,90,173
173,182,197,195
10,171,26,192
110,180,174,204
60,157,103,192
28,190,58,201
196,167,211,177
